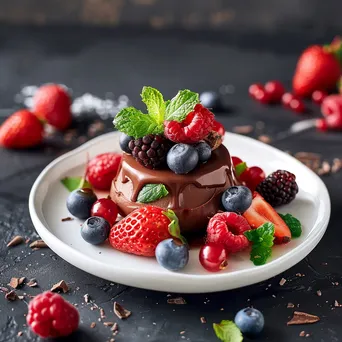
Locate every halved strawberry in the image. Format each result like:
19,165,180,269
243,192,291,244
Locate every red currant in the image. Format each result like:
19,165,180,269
281,92,294,107
231,156,243,167
254,89,272,104
91,198,119,226
248,83,263,98
199,243,228,272
325,113,342,129
312,90,327,105
240,166,266,192
212,119,225,140
264,80,285,102
289,98,305,114
316,118,328,132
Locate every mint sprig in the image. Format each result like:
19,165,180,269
61,176,92,192
234,162,247,177
137,183,169,203
165,89,199,122
279,213,302,238
244,222,275,266
213,320,243,342
141,86,165,124
162,209,187,245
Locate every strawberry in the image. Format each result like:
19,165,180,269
293,43,341,97
33,84,72,131
243,192,291,244
109,207,178,256
0,110,43,149
86,153,122,190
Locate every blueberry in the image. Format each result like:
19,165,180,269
221,186,252,213
81,216,110,245
200,91,221,110
166,144,199,174
234,307,264,337
119,133,134,153
194,142,211,163
156,239,189,271
66,188,97,219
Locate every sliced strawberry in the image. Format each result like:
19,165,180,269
243,192,291,244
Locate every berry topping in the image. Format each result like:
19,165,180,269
254,89,272,104
248,83,263,98
156,238,189,271
281,92,295,107
128,134,171,169
212,119,225,139
199,243,228,272
194,141,212,163
33,84,72,131
27,292,79,338
86,153,122,190
206,212,251,253
166,143,199,174
221,186,252,214
239,166,266,192
91,198,119,226
109,206,174,257
119,133,134,153
234,308,264,337
81,216,110,245
243,192,291,244
312,90,327,105
0,110,43,149
66,188,97,220
289,98,306,113
231,156,243,167
264,80,285,102
164,104,214,144
200,91,221,110
256,170,298,207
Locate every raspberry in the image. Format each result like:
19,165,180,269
256,170,298,207
128,134,171,169
164,104,214,143
206,212,250,253
27,292,79,338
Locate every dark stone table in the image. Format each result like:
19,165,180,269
0,26,341,342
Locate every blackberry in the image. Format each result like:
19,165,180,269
128,134,171,169
256,170,298,207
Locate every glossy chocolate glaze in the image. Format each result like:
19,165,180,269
110,144,237,234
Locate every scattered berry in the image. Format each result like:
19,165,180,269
200,91,221,110
312,90,327,105
243,192,291,244
264,81,285,102
119,133,134,154
234,307,264,337
199,243,228,272
254,89,272,104
91,198,118,226
0,110,43,149
281,92,295,107
33,84,72,130
194,142,212,163
167,143,199,174
164,104,214,144
321,94,342,118
248,83,263,98
231,156,243,167
81,216,110,245
156,238,189,271
324,112,342,130
87,153,122,190
206,212,250,253
212,120,225,139
221,186,252,214
109,206,172,257
289,98,305,113
66,188,97,219
128,134,171,169
27,291,79,338
256,170,298,207
240,166,266,192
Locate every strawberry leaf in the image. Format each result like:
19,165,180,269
137,184,169,203
141,86,165,125
234,162,247,177
162,209,187,245
213,320,243,342
61,176,92,192
279,213,302,238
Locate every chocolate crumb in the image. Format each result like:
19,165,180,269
299,331,305,337
29,240,48,249
61,217,74,222
5,290,18,301
287,311,320,325
17,331,23,337
84,293,90,303
334,300,342,307
233,125,254,134
110,339,115,342
279,278,287,286
114,302,131,319
316,290,322,297
90,322,96,329
9,277,25,289
111,323,118,332
167,297,186,305
287,303,295,308
200,317,206,324
258,135,272,144
104,322,114,327
204,130,222,150
305,333,310,337
27,279,38,287
18,295,24,300
332,158,342,173
0,286,9,293
318,161,331,176
100,308,106,318
180,331,185,335
51,280,69,293
7,236,24,247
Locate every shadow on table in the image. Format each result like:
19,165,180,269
46,329,97,342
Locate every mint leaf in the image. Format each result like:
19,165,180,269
250,245,272,266
61,177,92,192
279,213,302,238
137,183,169,203
141,86,165,124
114,107,163,138
235,162,247,177
213,320,243,342
163,209,187,245
165,89,199,122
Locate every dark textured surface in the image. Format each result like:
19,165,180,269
0,27,342,342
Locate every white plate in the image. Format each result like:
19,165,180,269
29,132,330,293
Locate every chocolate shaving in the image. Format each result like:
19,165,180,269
103,322,114,327
18,295,24,300
317,161,331,176
204,130,223,150
84,293,90,303
167,297,186,305
233,125,254,134
90,322,96,329
316,290,322,297
113,302,131,319
332,158,342,173
51,280,69,293
17,331,23,337
334,300,342,307
299,331,305,337
258,135,272,144
111,323,119,332
7,236,24,247
287,311,320,325
29,240,48,249
61,217,74,222
0,286,9,293
5,290,18,301
200,317,206,324
287,303,295,308
27,279,38,287
9,277,25,289
100,308,106,318
279,278,286,286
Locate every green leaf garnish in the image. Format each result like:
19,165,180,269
61,177,92,192
244,222,275,266
137,183,169,203
213,320,243,342
141,86,165,125
234,162,247,177
164,89,200,122
114,107,164,138
279,213,302,238
162,209,187,245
